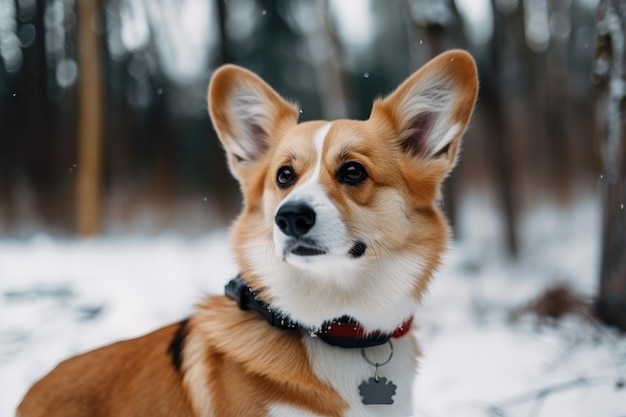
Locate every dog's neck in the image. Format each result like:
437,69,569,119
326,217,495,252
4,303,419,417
225,275,413,349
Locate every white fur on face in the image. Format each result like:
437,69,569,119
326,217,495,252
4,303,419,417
272,123,359,274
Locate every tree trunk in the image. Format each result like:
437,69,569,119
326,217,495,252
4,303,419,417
545,0,573,197
487,0,519,258
594,0,626,331
76,0,104,236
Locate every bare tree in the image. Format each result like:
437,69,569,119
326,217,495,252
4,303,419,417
594,0,626,331
76,0,104,235
483,0,520,258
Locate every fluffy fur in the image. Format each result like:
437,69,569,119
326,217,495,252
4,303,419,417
18,50,478,417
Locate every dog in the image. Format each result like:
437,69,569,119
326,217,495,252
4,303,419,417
18,49,478,417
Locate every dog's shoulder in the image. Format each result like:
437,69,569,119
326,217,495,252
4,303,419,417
181,296,347,416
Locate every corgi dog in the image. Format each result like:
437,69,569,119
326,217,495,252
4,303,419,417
18,50,478,417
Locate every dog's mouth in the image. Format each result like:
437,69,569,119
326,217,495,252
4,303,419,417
290,245,326,256
285,239,327,257
284,240,367,258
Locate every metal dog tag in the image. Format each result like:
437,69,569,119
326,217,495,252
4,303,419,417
358,376,397,405
359,341,397,405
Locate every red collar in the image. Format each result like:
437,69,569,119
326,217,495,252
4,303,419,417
225,276,414,349
320,316,413,340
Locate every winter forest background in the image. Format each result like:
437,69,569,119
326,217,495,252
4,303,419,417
0,0,604,244
1,0,626,416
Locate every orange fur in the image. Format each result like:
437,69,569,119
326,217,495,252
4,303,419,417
18,323,194,417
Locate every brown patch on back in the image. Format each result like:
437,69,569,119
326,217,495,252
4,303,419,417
18,324,195,417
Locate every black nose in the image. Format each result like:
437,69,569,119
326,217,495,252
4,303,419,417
275,202,316,238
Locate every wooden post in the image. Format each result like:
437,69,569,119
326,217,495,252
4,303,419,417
594,0,626,331
76,0,104,236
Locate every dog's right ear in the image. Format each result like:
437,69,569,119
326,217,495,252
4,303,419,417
208,65,299,182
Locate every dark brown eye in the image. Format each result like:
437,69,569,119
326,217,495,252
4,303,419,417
276,166,296,188
339,162,367,185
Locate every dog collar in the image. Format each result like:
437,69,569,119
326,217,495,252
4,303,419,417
225,275,413,349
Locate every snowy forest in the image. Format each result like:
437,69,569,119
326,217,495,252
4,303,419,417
1,0,626,416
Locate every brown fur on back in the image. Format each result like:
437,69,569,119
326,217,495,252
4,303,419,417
18,323,194,417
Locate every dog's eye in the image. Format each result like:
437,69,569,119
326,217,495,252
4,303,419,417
338,162,367,185
276,166,297,188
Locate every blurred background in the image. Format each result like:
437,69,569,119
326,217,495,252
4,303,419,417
0,0,601,244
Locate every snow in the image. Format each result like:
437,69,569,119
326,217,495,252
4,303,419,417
1,197,625,416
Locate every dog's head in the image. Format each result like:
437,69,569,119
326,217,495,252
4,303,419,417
208,50,478,332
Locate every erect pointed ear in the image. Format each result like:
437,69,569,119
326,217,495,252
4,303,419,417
371,50,478,174
208,65,299,182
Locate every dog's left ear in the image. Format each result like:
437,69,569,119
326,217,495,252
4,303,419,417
208,65,299,183
371,50,478,175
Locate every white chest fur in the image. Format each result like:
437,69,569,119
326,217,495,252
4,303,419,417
269,335,416,417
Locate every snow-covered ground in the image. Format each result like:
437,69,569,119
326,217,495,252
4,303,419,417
1,195,625,416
